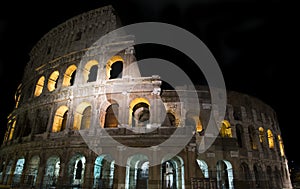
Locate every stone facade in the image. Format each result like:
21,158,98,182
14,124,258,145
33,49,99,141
0,5,292,189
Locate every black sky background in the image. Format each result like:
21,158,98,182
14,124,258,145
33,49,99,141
0,0,297,164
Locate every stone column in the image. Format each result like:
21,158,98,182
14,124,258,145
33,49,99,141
35,157,46,189
7,159,16,185
113,146,127,189
148,146,161,189
82,155,94,188
57,154,67,187
66,95,74,133
45,104,55,137
113,164,126,189
19,154,29,186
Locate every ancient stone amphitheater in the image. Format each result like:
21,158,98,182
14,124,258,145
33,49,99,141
0,5,292,189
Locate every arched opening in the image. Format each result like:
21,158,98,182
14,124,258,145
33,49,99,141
3,160,13,185
43,156,60,188
47,71,59,91
15,84,22,108
129,98,150,127
63,65,77,87
73,102,92,130
83,60,99,83
162,112,177,127
52,106,68,132
125,154,149,189
8,120,16,140
236,124,243,148
12,157,25,186
239,162,251,188
278,135,285,156
24,156,40,187
248,126,258,150
34,76,45,97
68,154,86,187
106,56,123,80
220,120,232,138
161,156,185,189
94,154,115,189
274,166,283,188
267,166,273,188
267,129,274,149
253,164,263,188
0,161,4,180
196,159,209,178
0,161,5,182
104,103,119,128
216,160,234,189
132,103,150,127
259,127,266,146
185,113,203,133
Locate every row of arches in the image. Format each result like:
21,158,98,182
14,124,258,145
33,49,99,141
235,124,285,156
0,153,186,189
52,98,149,132
51,98,173,133
239,161,289,188
34,56,124,97
5,98,285,158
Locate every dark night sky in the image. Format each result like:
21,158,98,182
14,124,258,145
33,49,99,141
0,0,297,163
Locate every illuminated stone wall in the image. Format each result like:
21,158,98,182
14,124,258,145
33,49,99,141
0,5,292,189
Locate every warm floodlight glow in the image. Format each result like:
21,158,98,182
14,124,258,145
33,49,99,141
220,120,232,138
267,129,274,149
34,76,45,96
63,65,77,86
47,71,59,91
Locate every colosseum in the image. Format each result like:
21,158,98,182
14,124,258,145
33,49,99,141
0,5,292,189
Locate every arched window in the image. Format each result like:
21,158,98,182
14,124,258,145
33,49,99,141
196,160,209,178
278,135,285,156
63,65,77,87
248,126,258,150
220,120,232,138
3,160,13,184
47,71,59,91
236,124,243,148
132,103,149,127
163,112,177,127
13,157,25,185
274,166,283,188
125,154,149,189
216,160,234,189
43,156,60,188
68,155,86,186
106,56,123,80
161,156,185,189
73,102,92,130
8,120,16,140
94,155,115,188
253,164,264,188
52,106,68,132
15,84,22,108
104,103,119,128
34,76,45,96
267,129,274,149
83,60,98,83
239,162,251,187
259,127,265,144
185,113,203,133
24,156,40,187
129,98,150,127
